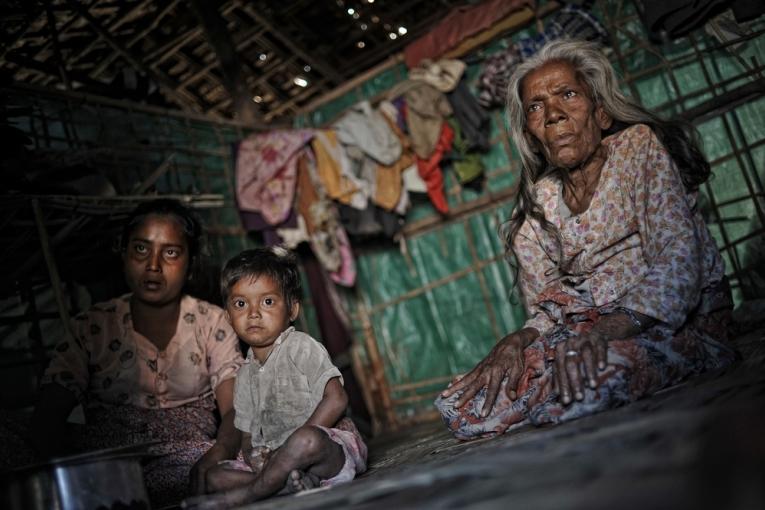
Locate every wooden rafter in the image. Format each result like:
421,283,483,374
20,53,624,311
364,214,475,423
189,0,260,124
87,0,181,80
64,0,208,112
44,0,70,89
241,3,344,86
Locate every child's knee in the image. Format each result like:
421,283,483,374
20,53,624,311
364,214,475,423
285,425,327,458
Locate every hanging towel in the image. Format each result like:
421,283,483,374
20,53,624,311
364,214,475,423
235,130,314,225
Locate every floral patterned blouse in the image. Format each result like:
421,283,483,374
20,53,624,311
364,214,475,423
42,294,244,409
514,124,725,335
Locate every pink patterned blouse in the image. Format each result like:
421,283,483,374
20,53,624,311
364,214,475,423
514,124,724,335
43,294,244,409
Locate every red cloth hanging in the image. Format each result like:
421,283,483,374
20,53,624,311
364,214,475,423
416,122,454,214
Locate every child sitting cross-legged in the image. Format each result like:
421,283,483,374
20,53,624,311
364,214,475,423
184,247,367,508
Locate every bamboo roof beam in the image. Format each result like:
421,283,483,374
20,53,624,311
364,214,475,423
0,8,45,61
88,0,181,80
264,78,327,122
178,25,268,89
65,0,208,113
241,3,343,86
145,1,237,65
22,0,98,65
190,0,260,124
44,0,71,90
205,57,298,114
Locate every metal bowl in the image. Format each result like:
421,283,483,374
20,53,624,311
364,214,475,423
0,443,161,510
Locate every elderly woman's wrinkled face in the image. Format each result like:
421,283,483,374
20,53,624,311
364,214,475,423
521,60,612,169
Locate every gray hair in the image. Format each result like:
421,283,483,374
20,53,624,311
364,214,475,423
502,39,709,270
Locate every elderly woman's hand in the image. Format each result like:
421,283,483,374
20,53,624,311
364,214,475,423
554,330,608,405
553,309,653,405
441,328,539,417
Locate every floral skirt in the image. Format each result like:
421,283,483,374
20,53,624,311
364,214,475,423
78,395,220,508
435,298,736,441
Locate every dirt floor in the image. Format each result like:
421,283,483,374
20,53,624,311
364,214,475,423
236,327,765,510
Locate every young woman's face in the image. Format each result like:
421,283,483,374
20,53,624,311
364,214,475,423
225,274,298,361
123,214,190,307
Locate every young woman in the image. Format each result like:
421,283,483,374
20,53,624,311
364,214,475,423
30,199,244,507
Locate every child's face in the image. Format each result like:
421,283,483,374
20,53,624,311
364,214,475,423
123,215,189,307
225,274,299,360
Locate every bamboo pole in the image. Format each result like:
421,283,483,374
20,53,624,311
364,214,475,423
356,292,397,430
31,199,75,343
133,152,176,194
350,344,383,436
3,82,252,130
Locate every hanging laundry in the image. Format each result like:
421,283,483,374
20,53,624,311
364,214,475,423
477,43,522,108
416,121,455,214
447,118,485,185
276,214,310,249
383,99,427,196
296,150,342,273
373,104,415,211
299,148,357,287
409,58,466,93
333,101,402,165
390,81,452,160
235,129,313,225
447,77,490,152
394,185,411,216
338,203,404,239
238,208,298,247
311,130,367,209
378,100,402,128
402,165,428,194
391,96,408,133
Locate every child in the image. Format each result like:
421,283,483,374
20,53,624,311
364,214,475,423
191,247,366,507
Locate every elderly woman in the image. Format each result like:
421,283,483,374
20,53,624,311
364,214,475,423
436,40,735,439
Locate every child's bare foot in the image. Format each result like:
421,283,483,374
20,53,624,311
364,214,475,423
283,469,320,493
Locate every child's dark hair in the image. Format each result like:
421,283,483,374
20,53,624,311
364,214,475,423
220,247,302,307
120,199,204,279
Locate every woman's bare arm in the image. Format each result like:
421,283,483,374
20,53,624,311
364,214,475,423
190,378,241,495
